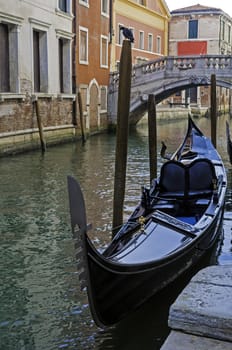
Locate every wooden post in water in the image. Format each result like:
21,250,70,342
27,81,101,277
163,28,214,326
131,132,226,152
34,100,46,153
148,94,157,183
112,40,132,234
210,74,217,148
77,91,86,144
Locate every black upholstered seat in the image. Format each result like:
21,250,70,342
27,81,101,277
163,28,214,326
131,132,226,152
159,158,216,199
159,160,186,198
188,159,216,197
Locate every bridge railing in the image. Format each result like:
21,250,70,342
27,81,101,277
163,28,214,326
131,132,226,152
109,55,232,92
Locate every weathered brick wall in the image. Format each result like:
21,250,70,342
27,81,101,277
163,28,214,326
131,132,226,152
0,98,74,134
34,99,73,127
0,99,33,133
0,96,109,155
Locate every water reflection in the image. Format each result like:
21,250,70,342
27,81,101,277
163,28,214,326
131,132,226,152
0,116,231,349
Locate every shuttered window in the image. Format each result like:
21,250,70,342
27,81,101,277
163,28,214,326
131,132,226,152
0,24,10,92
101,36,108,68
33,30,40,92
33,29,48,93
79,27,88,64
101,0,109,15
59,39,64,93
189,20,198,39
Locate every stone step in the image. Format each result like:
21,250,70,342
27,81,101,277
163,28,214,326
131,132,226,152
161,265,232,349
162,331,232,350
168,265,232,341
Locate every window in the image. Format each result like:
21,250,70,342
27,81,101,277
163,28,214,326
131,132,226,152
59,39,64,93
33,31,40,92
101,0,109,16
221,20,225,40
118,25,134,45
0,24,9,92
54,31,73,94
148,33,153,52
59,0,67,12
156,36,161,54
79,0,89,6
228,25,231,44
100,86,107,111
188,20,198,39
58,0,72,13
33,29,48,92
58,37,72,93
79,27,88,64
0,22,19,93
101,35,108,68
139,31,144,50
118,24,124,45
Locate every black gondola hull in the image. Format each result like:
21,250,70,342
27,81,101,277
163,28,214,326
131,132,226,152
85,207,224,326
68,117,227,327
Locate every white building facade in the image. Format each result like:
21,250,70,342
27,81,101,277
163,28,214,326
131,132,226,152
0,0,75,154
169,4,232,114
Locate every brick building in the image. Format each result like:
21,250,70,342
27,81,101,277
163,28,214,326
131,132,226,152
0,0,171,154
73,0,111,135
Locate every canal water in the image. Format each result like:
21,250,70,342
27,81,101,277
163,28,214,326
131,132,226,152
0,116,231,350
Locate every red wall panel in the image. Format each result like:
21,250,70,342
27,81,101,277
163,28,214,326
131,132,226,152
178,41,207,55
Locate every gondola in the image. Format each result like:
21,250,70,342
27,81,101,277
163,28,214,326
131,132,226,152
67,117,227,328
226,120,232,164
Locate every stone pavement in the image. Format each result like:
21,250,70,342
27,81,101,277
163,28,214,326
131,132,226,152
161,265,232,349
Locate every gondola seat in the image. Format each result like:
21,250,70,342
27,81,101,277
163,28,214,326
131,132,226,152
158,160,186,198
188,159,217,197
158,158,217,200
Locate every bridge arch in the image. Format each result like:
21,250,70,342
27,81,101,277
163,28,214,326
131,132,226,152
108,55,232,125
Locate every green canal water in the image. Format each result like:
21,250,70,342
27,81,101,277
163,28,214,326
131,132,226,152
0,116,231,349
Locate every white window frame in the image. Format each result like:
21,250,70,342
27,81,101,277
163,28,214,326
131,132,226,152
139,31,144,50
100,86,107,112
0,13,22,93
100,35,108,68
57,36,72,94
118,23,124,45
57,0,72,14
156,35,161,54
79,26,88,64
137,0,146,4
118,24,134,46
148,33,153,52
30,18,51,93
79,0,89,7
101,0,109,17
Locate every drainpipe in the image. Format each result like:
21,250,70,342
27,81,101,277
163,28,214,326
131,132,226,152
72,0,76,95
71,1,78,128
109,0,113,44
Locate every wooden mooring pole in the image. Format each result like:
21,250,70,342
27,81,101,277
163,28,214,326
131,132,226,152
210,74,217,148
34,100,46,153
148,94,157,183
77,91,86,144
112,40,132,234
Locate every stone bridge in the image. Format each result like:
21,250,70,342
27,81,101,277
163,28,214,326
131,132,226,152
108,55,232,125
